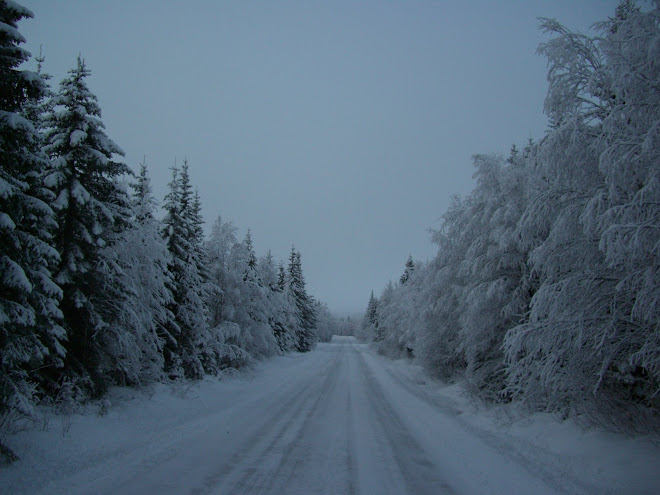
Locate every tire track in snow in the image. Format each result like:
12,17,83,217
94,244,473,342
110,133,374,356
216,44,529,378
194,347,343,494
345,357,358,495
355,344,457,495
247,344,347,494
368,350,599,495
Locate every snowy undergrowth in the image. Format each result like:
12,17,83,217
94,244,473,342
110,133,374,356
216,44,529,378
371,350,660,494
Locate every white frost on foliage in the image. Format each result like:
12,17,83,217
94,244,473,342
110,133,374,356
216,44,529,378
5,0,34,18
0,212,16,230
70,180,91,205
69,129,87,146
2,256,33,294
0,177,13,200
0,20,26,43
52,189,69,210
0,110,35,133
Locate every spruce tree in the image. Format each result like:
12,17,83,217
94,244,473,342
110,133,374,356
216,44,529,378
44,56,132,394
400,255,415,285
287,247,316,352
0,0,64,461
161,160,208,379
20,46,52,134
363,291,380,340
277,261,287,291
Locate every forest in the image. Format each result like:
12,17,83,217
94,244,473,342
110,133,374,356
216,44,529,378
359,1,660,433
0,0,338,462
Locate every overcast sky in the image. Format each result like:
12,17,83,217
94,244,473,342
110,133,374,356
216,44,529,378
20,0,620,315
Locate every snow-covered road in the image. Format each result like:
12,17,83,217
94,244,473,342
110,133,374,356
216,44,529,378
4,336,658,494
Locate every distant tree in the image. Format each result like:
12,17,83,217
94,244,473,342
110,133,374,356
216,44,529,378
204,216,250,370
313,301,337,343
277,261,287,291
287,247,316,352
260,251,296,352
160,160,208,379
361,291,379,341
235,230,278,357
400,255,415,284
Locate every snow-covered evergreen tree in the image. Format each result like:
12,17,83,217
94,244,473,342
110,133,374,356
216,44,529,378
160,160,208,379
204,215,250,370
20,46,52,135
0,0,64,461
313,301,338,343
287,247,317,352
260,251,297,352
43,56,133,394
362,291,379,341
234,231,278,357
400,255,415,285
100,161,175,384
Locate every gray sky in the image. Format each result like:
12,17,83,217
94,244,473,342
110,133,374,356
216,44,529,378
20,0,619,315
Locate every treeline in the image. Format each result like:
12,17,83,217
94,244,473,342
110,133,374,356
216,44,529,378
0,1,337,460
360,2,659,432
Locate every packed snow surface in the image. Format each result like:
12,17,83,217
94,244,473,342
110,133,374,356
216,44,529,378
2,337,659,494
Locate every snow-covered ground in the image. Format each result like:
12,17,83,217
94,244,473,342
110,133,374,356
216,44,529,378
2,336,659,494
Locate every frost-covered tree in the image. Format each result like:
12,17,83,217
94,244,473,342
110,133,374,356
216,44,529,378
364,1,659,431
503,4,660,428
233,231,278,357
161,160,208,379
205,216,236,332
313,301,337,343
204,216,250,370
260,251,297,352
43,56,133,394
20,46,52,135
414,197,469,380
362,291,379,341
450,152,531,401
287,247,316,352
368,256,428,359
100,161,175,384
0,0,64,461
400,255,415,285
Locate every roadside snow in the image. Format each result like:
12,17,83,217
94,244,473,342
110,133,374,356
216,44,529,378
0,357,301,494
1,338,658,494
370,353,660,494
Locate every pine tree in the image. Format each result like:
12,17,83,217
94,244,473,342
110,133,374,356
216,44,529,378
277,261,287,292
287,247,316,352
400,255,415,285
20,46,52,134
366,291,379,328
241,231,277,356
0,0,64,462
363,291,380,340
261,252,296,353
43,56,132,394
161,160,208,379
